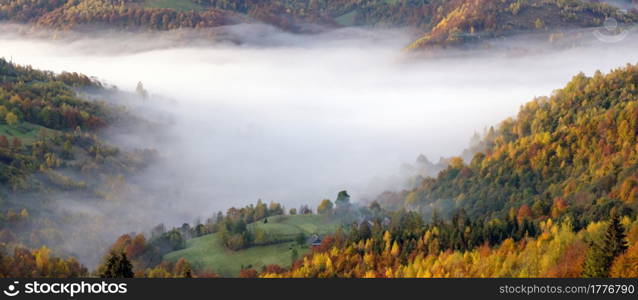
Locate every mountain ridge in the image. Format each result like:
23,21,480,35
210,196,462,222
2,0,636,50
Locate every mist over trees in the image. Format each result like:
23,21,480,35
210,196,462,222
259,63,638,278
2,0,638,279
2,0,637,50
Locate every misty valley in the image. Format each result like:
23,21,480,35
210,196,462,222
0,0,638,280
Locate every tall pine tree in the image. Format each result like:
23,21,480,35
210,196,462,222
99,251,134,278
582,213,628,277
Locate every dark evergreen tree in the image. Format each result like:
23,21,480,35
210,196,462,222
335,190,351,213
602,214,629,258
182,264,193,278
582,214,628,277
99,251,134,278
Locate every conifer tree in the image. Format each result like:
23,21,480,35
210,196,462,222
582,213,628,277
99,251,134,278
602,214,628,258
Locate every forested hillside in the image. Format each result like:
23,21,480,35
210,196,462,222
3,0,638,279
0,0,241,30
1,0,635,49
406,0,637,51
376,63,638,228
0,58,155,276
261,212,638,277
0,59,145,191
257,63,638,278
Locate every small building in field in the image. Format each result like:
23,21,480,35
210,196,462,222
309,234,322,248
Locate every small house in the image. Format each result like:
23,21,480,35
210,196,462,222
309,234,322,247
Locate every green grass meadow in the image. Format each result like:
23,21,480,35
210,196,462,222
142,0,203,11
164,214,342,277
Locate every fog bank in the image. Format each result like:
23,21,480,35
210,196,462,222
2,23,638,265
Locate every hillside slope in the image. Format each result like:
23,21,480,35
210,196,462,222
378,63,638,229
406,0,637,51
0,58,155,265
260,64,638,279
3,0,635,50
164,214,341,277
0,0,436,31
0,0,241,30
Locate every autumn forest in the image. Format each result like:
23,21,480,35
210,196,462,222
1,0,638,280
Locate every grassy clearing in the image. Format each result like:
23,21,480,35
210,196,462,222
250,214,341,237
164,233,308,277
335,11,356,26
164,214,341,277
142,0,203,11
0,122,59,145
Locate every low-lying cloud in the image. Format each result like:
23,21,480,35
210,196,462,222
1,22,638,266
